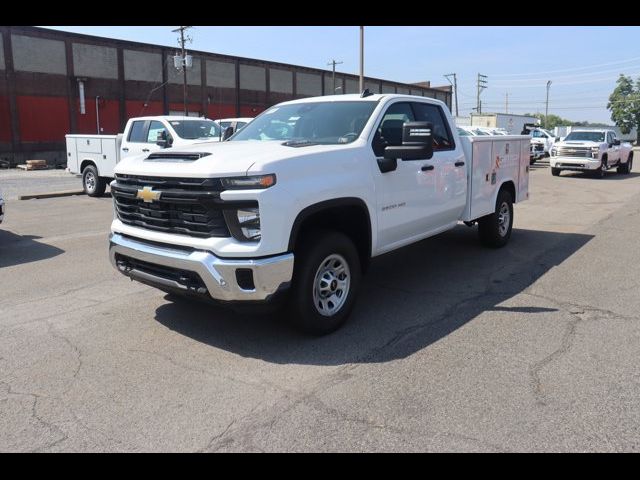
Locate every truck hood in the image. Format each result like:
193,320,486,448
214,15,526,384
114,140,352,178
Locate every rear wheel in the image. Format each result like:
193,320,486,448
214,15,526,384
478,189,513,248
288,230,361,335
82,165,106,197
618,154,633,174
551,167,561,176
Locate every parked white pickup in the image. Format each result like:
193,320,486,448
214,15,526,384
108,93,530,334
66,116,223,196
550,129,633,178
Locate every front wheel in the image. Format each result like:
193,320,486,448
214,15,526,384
551,167,561,176
594,158,607,178
288,230,361,335
82,165,107,197
478,189,513,248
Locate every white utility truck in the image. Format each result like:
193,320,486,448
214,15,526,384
550,129,633,177
108,93,530,334
66,116,223,196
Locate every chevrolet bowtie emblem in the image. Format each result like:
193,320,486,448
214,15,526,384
136,186,161,203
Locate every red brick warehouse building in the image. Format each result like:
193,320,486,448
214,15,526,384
0,26,452,167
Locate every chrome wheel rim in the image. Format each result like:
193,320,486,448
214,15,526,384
312,254,351,317
498,202,510,237
85,172,95,192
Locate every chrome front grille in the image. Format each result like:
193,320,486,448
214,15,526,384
556,147,592,158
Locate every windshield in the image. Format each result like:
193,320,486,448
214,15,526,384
230,101,378,144
564,131,605,142
169,119,221,139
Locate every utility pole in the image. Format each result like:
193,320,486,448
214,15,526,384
172,26,192,116
476,73,488,114
359,26,364,92
545,80,552,129
327,59,343,94
444,73,458,117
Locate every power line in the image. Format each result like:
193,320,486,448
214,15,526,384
490,55,640,77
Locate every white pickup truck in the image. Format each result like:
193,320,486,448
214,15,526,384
550,129,633,178
66,116,223,196
108,93,530,334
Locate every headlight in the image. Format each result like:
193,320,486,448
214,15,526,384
221,174,276,190
591,147,600,158
224,207,261,242
550,147,557,157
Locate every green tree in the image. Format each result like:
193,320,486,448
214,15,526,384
608,74,640,144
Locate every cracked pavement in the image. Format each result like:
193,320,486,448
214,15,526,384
1,163,640,451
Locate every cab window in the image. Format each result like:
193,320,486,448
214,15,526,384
147,121,167,143
128,121,147,143
411,102,454,150
372,102,415,157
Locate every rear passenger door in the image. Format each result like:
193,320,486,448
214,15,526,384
122,120,148,159
411,101,467,228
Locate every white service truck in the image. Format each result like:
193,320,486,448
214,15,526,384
66,116,223,196
550,129,633,177
108,93,530,334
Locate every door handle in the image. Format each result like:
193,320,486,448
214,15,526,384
421,165,434,171
142,148,150,152
122,147,129,152
455,161,465,167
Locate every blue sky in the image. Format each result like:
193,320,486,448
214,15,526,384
43,26,640,124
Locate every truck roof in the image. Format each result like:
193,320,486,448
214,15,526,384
128,115,216,122
276,93,447,107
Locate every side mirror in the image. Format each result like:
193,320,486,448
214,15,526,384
377,157,397,173
156,130,168,148
384,121,434,161
555,137,560,142
222,126,235,141
613,139,621,146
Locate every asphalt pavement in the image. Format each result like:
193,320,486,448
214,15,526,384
1,160,639,452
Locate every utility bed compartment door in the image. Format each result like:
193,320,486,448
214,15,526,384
462,136,529,221
65,137,79,174
77,137,103,154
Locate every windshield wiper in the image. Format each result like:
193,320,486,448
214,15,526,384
282,139,321,147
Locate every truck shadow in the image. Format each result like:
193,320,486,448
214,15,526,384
0,230,65,268
558,171,640,180
153,226,593,366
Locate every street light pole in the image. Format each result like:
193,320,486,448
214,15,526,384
327,59,343,95
172,26,192,116
359,26,364,92
545,80,552,129
444,73,458,116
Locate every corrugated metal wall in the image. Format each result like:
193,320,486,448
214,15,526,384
0,26,452,166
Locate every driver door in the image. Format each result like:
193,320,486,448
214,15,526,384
371,102,437,251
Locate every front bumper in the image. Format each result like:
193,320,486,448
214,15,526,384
550,156,601,170
109,233,294,302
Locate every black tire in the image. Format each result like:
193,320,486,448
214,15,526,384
594,157,607,178
530,158,536,166
551,167,561,176
618,154,633,174
288,230,361,335
478,189,513,248
82,165,107,197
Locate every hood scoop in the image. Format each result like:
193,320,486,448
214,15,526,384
145,152,211,162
